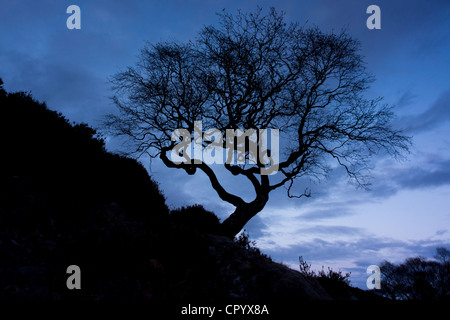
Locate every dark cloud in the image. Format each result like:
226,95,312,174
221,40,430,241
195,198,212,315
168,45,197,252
395,159,450,190
370,157,450,197
299,207,355,221
367,179,399,198
400,90,450,133
394,90,417,109
0,49,109,124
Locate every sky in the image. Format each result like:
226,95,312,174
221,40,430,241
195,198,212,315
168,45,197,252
1,0,449,289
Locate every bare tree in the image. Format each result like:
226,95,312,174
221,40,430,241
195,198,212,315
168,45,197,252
104,8,410,238
435,247,450,265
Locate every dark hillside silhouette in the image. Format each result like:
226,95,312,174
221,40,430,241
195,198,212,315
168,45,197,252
0,78,378,303
0,83,167,224
0,78,168,300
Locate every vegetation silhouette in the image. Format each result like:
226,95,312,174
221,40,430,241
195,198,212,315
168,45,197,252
105,8,411,238
378,247,450,300
0,78,382,303
0,78,167,300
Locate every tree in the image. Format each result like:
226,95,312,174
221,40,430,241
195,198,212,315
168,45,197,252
104,8,410,238
379,248,450,300
435,247,450,265
434,247,450,298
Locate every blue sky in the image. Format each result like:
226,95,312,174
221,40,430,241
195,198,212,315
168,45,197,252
1,0,449,289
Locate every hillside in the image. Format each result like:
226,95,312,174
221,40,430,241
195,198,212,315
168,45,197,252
0,79,377,305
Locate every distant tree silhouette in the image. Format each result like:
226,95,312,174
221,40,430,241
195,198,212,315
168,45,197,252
105,8,411,237
379,247,450,300
435,247,450,265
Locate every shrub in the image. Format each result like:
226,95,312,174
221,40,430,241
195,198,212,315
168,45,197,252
170,205,221,234
298,256,351,286
234,231,272,261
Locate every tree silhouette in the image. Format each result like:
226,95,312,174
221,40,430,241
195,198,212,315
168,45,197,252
104,8,410,237
379,248,450,300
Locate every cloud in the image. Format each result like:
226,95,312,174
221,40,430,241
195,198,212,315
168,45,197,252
400,90,450,133
274,236,404,263
263,234,450,288
370,157,450,197
297,225,363,236
242,215,269,239
394,90,417,109
395,159,450,190
0,49,110,125
299,207,355,221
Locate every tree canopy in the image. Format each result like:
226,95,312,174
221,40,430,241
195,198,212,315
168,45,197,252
105,8,410,237
379,247,450,300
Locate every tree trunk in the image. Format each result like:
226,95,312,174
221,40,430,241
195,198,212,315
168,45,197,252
220,194,268,238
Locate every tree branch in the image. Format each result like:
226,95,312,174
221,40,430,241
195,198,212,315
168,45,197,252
160,146,246,207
